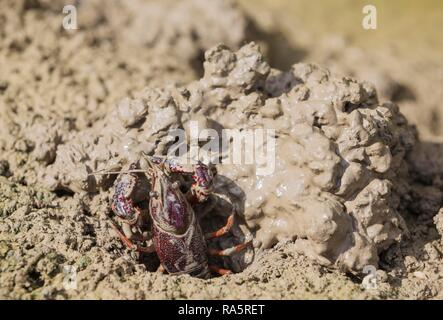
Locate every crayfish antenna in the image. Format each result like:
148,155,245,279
87,169,150,176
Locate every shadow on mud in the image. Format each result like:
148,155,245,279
198,174,253,274
246,16,306,71
190,12,306,78
379,141,443,293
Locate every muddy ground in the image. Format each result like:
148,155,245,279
0,0,443,299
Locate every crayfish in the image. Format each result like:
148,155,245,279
109,155,251,278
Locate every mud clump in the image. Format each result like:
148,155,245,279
434,209,443,238
45,42,416,273
193,43,416,272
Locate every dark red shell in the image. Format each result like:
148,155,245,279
152,216,208,275
149,168,209,275
150,185,191,232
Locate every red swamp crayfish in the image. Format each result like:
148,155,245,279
107,155,251,278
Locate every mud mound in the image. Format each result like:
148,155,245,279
1,0,443,300
41,42,415,274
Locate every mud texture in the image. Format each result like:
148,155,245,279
1,0,443,300
40,41,416,274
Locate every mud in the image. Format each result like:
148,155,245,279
1,0,443,299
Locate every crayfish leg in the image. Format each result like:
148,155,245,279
110,222,155,253
209,265,232,276
156,264,166,274
208,241,252,257
205,213,235,240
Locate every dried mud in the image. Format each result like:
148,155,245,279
1,0,443,299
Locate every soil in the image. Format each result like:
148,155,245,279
1,0,443,299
